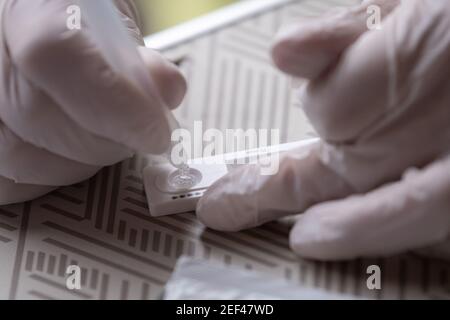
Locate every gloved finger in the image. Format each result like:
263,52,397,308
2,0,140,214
272,0,400,79
3,0,186,155
290,154,450,261
138,47,188,110
113,0,189,108
299,0,448,143
0,49,185,167
197,142,355,232
0,65,133,166
0,121,100,186
0,175,56,206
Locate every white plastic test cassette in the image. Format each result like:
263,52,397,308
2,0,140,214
144,138,319,217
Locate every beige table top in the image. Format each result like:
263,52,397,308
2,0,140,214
1,0,449,300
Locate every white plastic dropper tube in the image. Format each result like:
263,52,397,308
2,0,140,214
78,0,187,170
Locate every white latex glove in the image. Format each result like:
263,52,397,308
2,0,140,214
197,0,450,260
0,0,186,204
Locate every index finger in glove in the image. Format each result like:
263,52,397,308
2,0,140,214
197,143,354,232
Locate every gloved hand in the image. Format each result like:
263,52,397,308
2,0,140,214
0,0,186,204
197,0,450,260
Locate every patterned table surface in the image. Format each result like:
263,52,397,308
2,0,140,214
1,0,450,300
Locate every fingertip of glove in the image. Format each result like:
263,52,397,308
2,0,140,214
138,48,188,109
289,231,338,261
196,194,235,232
289,217,321,257
289,214,354,261
150,60,187,109
196,196,233,232
271,24,337,79
196,185,255,233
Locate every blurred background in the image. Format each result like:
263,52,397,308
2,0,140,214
135,0,240,35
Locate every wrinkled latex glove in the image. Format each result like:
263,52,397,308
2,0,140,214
197,0,450,260
0,0,187,204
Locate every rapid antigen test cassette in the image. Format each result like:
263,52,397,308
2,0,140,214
144,138,319,217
